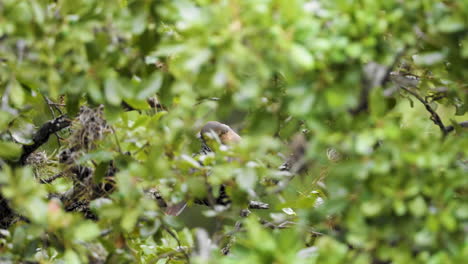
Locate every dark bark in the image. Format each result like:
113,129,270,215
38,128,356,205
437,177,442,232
19,115,71,165
0,193,16,229
444,121,468,133
399,86,449,136
58,163,116,220
1,116,71,228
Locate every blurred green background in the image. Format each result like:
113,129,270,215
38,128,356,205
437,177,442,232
0,0,467,263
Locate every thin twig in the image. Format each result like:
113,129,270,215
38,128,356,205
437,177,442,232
44,96,64,117
219,221,243,255
260,219,295,229
162,225,190,263
400,86,447,136
39,172,65,184
194,97,220,106
132,142,149,156
43,96,57,118
42,95,64,146
445,121,468,134
110,126,122,154
248,200,270,209
100,228,113,237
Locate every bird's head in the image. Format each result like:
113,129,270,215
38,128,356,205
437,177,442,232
200,121,241,147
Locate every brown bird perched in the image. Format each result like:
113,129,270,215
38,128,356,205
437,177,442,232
163,121,241,216
198,121,241,155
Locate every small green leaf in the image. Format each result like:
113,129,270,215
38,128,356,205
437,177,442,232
137,73,163,100
10,80,25,107
77,150,114,164
0,111,15,131
235,168,257,191
413,52,445,66
105,79,122,106
121,208,139,232
0,141,22,160
291,44,314,69
361,201,382,217
74,222,100,241
393,199,406,216
64,250,81,264
124,98,150,110
437,16,464,33
409,196,427,217
30,0,45,24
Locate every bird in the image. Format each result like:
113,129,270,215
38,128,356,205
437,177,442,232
278,133,307,173
198,121,241,155
162,121,242,216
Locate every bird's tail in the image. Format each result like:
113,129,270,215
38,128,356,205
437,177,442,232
165,201,188,216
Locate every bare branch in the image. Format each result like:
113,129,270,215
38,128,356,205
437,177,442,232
19,115,71,165
248,200,270,210
43,96,64,116
445,121,468,134
195,97,220,106
39,172,65,184
162,224,191,263
399,86,447,136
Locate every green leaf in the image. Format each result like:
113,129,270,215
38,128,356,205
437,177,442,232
0,111,15,131
137,73,163,100
124,98,150,110
437,16,465,33
393,199,406,216
235,168,257,191
361,201,382,217
10,80,25,107
74,222,100,241
121,208,140,232
413,52,445,66
64,250,81,264
408,196,427,217
94,162,109,183
30,0,45,24
105,78,122,106
0,141,22,160
290,44,315,69
77,150,114,164
370,87,386,117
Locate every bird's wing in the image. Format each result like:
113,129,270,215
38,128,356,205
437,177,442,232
165,201,188,216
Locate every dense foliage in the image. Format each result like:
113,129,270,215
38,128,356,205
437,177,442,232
1,0,467,263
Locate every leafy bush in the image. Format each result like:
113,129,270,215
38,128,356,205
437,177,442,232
0,0,467,263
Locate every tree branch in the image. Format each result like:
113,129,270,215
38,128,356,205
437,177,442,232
162,224,191,263
248,200,270,209
399,86,448,136
19,115,71,165
444,121,468,134
39,172,65,184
